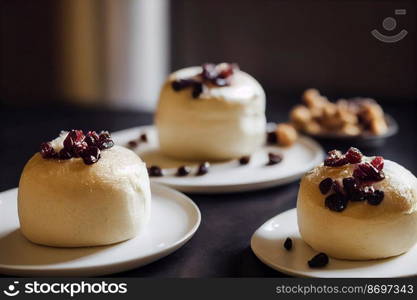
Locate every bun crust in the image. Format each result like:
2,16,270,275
297,159,417,260
155,66,266,161
18,145,151,247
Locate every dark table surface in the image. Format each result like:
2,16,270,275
1,99,416,277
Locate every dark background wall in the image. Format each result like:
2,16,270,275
171,0,417,103
1,0,416,106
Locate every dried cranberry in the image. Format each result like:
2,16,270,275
81,146,100,165
319,178,333,194
201,63,217,81
127,140,138,148
371,156,384,171
85,131,99,146
324,150,348,167
98,131,111,140
325,193,348,212
331,180,345,195
283,237,293,251
59,148,72,160
239,156,251,165
40,142,57,158
353,162,385,182
191,82,203,98
366,189,384,205
342,177,357,196
196,162,210,176
98,138,114,150
148,166,163,177
63,130,84,149
308,253,329,268
350,189,366,202
266,130,277,144
218,64,235,79
140,133,148,142
267,153,283,165
72,141,88,157
176,166,191,177
345,147,362,164
171,79,195,91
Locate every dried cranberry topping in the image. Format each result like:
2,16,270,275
324,150,348,167
81,146,101,165
350,189,366,202
85,131,99,146
176,166,191,177
127,140,138,148
239,156,251,165
266,130,278,144
345,147,363,164
171,79,195,91
171,63,237,98
140,133,148,142
371,156,384,171
267,152,283,165
148,166,163,177
353,162,385,182
342,177,357,196
366,189,384,205
325,193,348,212
331,180,345,195
191,82,203,98
196,162,210,176
319,177,333,194
59,148,72,160
320,148,385,210
40,142,57,158
97,138,114,150
308,253,329,268
283,237,293,251
39,129,114,165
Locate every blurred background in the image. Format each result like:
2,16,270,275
1,0,416,111
0,0,417,278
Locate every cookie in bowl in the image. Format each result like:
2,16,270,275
18,130,151,247
297,147,417,260
155,63,266,161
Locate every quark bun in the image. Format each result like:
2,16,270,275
155,65,266,161
18,145,151,247
297,158,417,260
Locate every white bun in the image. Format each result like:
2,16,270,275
297,159,417,260
155,66,266,161
18,145,151,247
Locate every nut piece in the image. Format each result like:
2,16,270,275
370,118,388,135
289,89,388,136
303,89,328,109
276,123,298,147
290,105,312,126
304,121,322,135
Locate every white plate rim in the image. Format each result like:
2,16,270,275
0,183,201,276
251,208,417,278
111,125,325,193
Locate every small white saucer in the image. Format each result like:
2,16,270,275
251,208,417,278
0,183,201,276
112,125,324,193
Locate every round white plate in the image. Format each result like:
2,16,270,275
112,125,324,193
0,183,201,276
251,208,417,278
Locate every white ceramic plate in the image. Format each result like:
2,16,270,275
112,125,324,193
0,183,201,276
251,208,417,278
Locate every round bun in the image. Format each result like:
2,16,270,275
155,66,266,161
297,159,417,260
18,145,151,247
